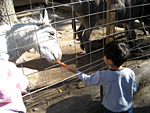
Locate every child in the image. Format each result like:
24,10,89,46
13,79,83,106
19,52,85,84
0,60,28,113
67,41,137,113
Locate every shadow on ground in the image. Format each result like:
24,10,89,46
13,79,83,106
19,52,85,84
46,95,150,113
46,95,103,113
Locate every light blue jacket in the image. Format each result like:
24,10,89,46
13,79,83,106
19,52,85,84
76,67,137,112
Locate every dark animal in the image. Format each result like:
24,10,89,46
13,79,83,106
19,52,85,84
140,0,150,34
72,0,150,53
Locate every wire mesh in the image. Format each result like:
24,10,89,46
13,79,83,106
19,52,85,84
0,0,150,112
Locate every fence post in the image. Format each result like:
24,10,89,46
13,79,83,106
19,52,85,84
106,0,111,44
106,0,116,44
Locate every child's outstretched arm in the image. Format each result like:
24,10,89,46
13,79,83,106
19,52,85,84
55,60,102,86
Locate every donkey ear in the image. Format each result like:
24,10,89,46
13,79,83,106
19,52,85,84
40,8,50,25
40,10,44,22
43,9,50,25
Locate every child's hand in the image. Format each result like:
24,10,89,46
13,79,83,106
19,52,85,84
67,66,78,74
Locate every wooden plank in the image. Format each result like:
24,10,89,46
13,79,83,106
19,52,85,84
106,0,116,44
106,0,111,43
14,0,44,7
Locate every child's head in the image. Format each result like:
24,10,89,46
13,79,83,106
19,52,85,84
103,41,130,67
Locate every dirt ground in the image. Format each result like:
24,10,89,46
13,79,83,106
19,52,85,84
15,4,150,113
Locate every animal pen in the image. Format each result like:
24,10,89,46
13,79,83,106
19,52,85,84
0,0,150,113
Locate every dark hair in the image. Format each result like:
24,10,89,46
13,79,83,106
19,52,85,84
103,41,130,67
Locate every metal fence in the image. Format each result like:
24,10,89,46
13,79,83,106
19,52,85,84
0,0,150,112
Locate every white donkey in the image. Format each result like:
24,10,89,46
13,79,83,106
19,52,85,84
0,9,62,63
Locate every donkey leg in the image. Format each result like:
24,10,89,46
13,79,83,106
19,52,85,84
82,17,96,53
77,23,85,50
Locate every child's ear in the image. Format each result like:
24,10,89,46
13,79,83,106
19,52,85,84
108,59,113,65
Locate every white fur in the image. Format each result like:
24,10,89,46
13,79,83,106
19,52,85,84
0,22,62,63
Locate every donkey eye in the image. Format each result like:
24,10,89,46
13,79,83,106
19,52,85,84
49,31,55,36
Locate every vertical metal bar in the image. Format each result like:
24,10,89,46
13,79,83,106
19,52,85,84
72,10,77,40
71,0,78,69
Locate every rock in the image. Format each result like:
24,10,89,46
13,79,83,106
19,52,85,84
132,59,150,89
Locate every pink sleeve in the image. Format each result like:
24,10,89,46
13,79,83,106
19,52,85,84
0,61,28,105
